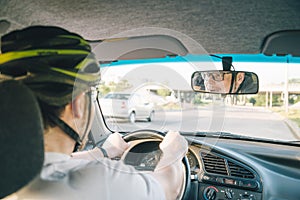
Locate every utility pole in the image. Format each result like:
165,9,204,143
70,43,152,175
284,56,289,113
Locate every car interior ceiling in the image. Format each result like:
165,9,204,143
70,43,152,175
0,0,300,53
1,1,300,200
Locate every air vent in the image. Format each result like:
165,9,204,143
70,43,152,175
228,161,255,179
201,153,255,179
201,153,228,176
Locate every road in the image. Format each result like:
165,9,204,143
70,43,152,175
105,105,299,141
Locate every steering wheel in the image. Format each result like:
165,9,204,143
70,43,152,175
121,129,191,200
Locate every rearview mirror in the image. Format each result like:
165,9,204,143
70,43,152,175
191,70,259,94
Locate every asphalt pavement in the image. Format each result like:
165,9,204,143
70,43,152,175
105,105,299,141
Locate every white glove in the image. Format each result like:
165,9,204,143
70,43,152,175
156,131,188,170
102,132,130,158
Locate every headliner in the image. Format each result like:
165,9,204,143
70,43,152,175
0,0,300,54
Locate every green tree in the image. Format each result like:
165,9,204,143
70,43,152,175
157,89,171,97
115,79,131,91
250,94,266,106
249,97,256,105
193,94,203,105
98,84,111,97
97,79,132,97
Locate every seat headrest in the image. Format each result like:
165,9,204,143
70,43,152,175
0,80,44,198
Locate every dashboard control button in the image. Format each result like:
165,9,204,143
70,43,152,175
225,191,233,199
239,192,256,200
203,186,218,200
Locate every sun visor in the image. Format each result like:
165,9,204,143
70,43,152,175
89,35,188,63
260,30,300,57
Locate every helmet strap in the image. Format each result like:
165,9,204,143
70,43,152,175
48,114,82,152
229,72,236,93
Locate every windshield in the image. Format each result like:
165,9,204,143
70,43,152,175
97,55,300,142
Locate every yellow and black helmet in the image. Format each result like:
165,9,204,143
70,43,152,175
0,25,101,106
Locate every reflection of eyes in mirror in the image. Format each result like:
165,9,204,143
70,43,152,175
192,71,230,94
191,70,259,95
203,72,232,93
202,72,231,82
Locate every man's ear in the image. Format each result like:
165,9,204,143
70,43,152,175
71,93,85,119
236,72,245,84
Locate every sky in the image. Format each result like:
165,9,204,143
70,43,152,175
101,60,300,92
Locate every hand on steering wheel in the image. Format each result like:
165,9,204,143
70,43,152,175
102,132,130,158
156,131,188,170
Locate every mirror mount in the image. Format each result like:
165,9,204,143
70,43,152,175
222,56,233,71
210,55,234,71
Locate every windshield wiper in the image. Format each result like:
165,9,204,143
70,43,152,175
288,140,300,143
181,131,252,139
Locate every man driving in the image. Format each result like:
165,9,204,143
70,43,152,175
195,71,246,94
0,26,188,200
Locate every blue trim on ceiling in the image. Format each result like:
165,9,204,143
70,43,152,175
101,54,300,67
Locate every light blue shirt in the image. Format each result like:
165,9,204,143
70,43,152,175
7,152,165,200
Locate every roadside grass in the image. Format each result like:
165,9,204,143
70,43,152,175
271,107,300,127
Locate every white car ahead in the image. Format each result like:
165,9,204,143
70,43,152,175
99,92,155,123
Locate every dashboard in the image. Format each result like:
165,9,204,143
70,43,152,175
185,136,300,200
187,143,262,200
122,134,300,200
